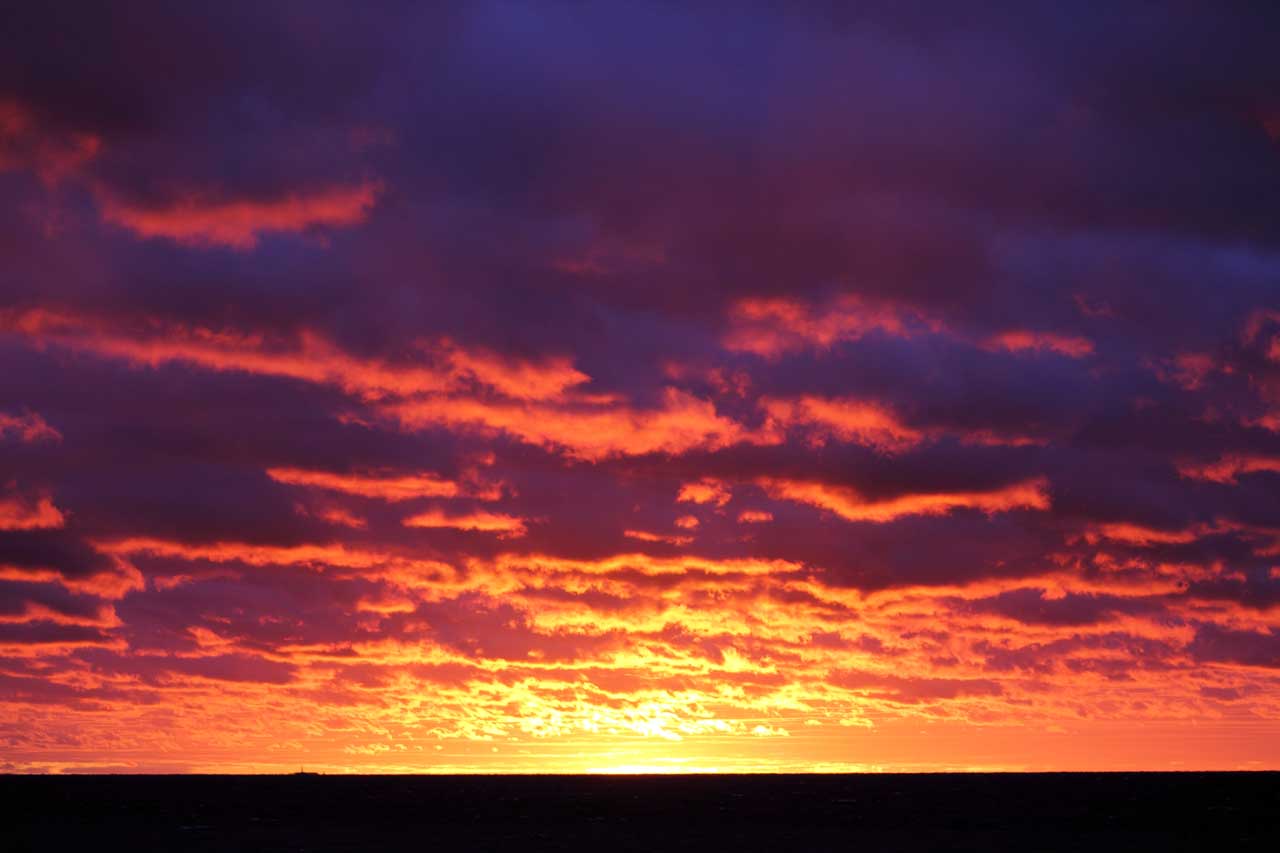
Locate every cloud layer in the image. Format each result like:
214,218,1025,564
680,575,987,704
2,1,1280,773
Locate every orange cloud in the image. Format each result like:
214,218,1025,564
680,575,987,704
761,396,1045,451
674,515,700,530
1178,454,1280,484
9,527,1280,773
759,477,1050,523
0,601,120,629
443,345,591,401
723,295,914,358
0,560,143,599
1084,522,1205,547
0,491,65,530
737,510,773,524
2,308,586,404
315,507,368,529
985,330,1094,358
4,309,763,461
269,467,466,501
97,181,383,249
493,552,800,578
623,529,693,546
95,537,432,573
762,396,923,453
0,410,61,443
354,594,418,615
677,478,732,506
389,387,761,461
403,509,528,537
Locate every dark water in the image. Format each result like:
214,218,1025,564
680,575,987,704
5,772,1277,851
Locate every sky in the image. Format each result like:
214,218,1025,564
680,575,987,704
2,1,1280,773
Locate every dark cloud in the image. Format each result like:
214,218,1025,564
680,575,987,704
963,588,1163,627
1189,624,1280,669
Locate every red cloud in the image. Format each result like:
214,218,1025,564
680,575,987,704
761,396,1046,451
1,308,587,403
3,307,762,461
0,561,144,600
762,396,924,453
1179,454,1280,484
723,294,917,358
302,505,368,529
97,180,383,249
0,99,100,184
985,330,1094,358
268,467,469,501
0,491,65,530
388,386,765,461
0,410,61,443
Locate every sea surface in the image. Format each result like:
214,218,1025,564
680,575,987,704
5,772,1277,851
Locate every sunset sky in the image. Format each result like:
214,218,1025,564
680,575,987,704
3,2,1280,773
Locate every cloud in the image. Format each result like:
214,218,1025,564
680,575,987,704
6,1,1280,771
677,479,731,506
388,387,764,460
1178,455,1280,484
830,670,1004,704
1083,522,1211,547
0,491,65,531
623,529,692,546
97,181,382,249
1,308,587,403
737,510,773,524
402,509,528,537
0,528,141,598
722,295,918,358
761,396,923,452
758,477,1050,523
0,98,100,184
308,506,368,529
267,467,476,501
984,330,1094,359
489,551,800,579
95,536,450,574
1189,625,1280,669
0,581,120,628
0,410,60,443
963,588,1159,627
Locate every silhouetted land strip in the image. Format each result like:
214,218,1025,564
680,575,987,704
5,772,1277,851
